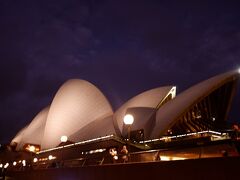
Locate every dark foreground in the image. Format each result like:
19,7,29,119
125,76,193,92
5,157,240,180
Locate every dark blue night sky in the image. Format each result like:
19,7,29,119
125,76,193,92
0,0,240,143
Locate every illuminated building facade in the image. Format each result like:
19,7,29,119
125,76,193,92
10,70,239,152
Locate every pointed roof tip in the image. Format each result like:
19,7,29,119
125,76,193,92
11,106,50,150
59,79,113,111
42,77,114,149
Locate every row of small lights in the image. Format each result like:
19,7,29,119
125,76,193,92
0,155,57,169
140,130,225,143
37,134,114,154
0,147,108,169
0,160,27,169
81,148,106,155
36,148,106,163
36,148,106,162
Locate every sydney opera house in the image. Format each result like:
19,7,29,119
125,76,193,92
10,70,239,150
1,70,240,179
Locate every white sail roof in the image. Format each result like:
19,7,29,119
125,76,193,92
41,79,113,149
17,106,49,150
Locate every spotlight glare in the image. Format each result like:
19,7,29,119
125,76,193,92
22,160,26,167
4,163,9,168
123,114,134,125
33,158,38,163
61,135,68,143
48,155,53,160
29,145,35,152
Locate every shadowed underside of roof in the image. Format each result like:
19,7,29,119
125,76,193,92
69,115,116,142
151,70,239,139
113,86,176,138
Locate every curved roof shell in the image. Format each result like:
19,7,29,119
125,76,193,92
151,70,239,138
16,106,49,150
42,79,113,149
11,126,27,147
69,115,115,142
113,86,176,138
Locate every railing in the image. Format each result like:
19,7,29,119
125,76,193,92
2,131,239,173
3,140,239,172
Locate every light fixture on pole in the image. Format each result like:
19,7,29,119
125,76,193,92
60,135,68,165
61,135,68,143
123,114,134,140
